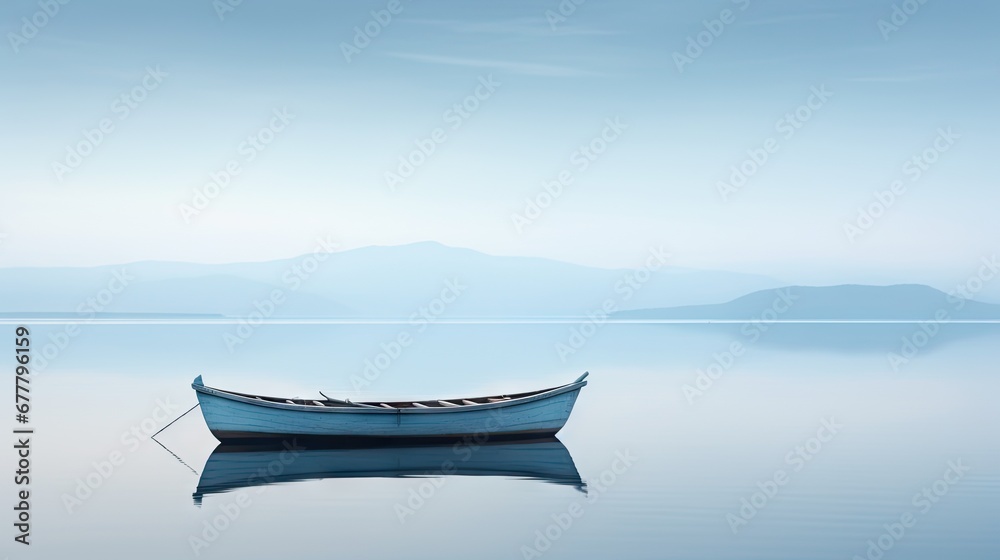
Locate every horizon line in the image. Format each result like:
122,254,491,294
4,319,1000,325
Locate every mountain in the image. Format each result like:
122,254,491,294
0,242,783,318
614,284,1000,321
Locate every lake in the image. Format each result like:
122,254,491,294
11,322,1000,559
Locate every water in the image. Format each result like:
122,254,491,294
9,323,1000,558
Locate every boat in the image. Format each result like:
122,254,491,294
193,437,585,505
191,372,588,443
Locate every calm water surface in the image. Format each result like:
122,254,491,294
11,323,1000,559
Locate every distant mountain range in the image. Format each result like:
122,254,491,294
0,242,782,318
614,284,1000,321
3,244,997,321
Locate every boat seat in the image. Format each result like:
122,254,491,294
379,403,394,409
411,402,430,408
312,401,325,406
285,400,295,404
438,400,460,407
461,399,478,405
487,397,511,402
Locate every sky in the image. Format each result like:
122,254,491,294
0,0,997,284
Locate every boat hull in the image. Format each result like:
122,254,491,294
193,379,585,443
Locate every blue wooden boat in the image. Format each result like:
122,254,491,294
191,373,588,443
193,437,584,504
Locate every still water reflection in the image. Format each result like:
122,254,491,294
19,324,1000,559
193,437,585,505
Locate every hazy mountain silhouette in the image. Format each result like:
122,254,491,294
0,242,782,317
615,284,1000,321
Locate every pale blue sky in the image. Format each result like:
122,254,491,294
1,0,997,284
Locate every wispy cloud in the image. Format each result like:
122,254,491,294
384,52,605,77
847,70,991,83
739,12,844,27
401,17,618,37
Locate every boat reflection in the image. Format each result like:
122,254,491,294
193,436,585,504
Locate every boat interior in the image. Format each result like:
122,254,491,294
220,385,564,410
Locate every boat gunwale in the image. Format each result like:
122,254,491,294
192,379,587,414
